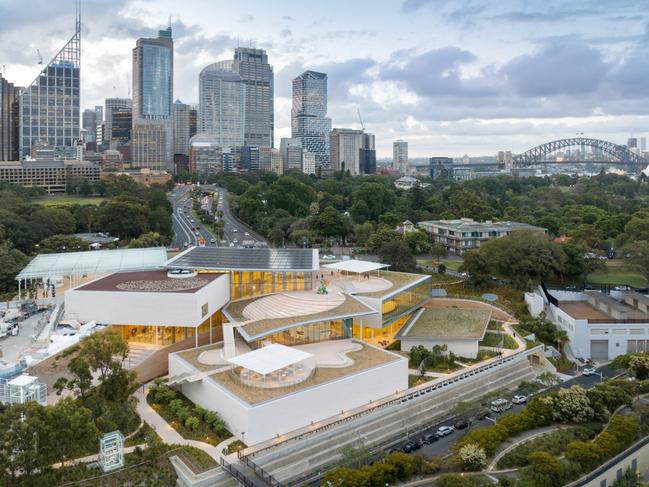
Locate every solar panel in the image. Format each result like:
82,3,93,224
167,247,319,272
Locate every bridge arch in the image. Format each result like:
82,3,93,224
513,137,648,166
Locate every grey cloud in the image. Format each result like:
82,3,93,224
501,42,608,97
492,8,601,22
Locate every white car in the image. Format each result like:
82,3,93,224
233,228,238,233
322,254,336,261
229,243,235,247
582,366,597,376
436,426,454,437
245,232,250,236
233,239,238,244
512,394,527,404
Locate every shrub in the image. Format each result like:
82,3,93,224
541,385,595,423
185,416,199,431
434,473,474,487
459,443,487,471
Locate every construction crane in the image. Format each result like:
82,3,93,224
357,108,365,131
36,49,43,65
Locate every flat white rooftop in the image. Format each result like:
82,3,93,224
323,260,389,274
227,344,313,376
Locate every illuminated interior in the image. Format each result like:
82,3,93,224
116,311,223,346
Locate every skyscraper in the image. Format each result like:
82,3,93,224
330,129,375,175
233,48,273,147
173,100,191,157
280,137,303,172
132,26,173,170
199,61,246,149
82,108,97,149
19,13,80,159
291,71,331,168
105,98,132,142
393,139,408,173
0,74,22,161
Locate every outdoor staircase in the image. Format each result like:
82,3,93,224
120,344,158,369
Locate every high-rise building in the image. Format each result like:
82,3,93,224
640,137,647,152
329,129,375,175
291,71,331,168
19,14,80,159
280,138,303,172
393,139,408,173
95,105,104,125
131,121,168,171
173,100,191,157
111,109,132,144
259,147,277,172
270,148,282,175
302,151,316,175
105,98,132,142
189,134,222,176
132,26,173,170
627,138,638,149
199,61,246,149
240,145,260,171
0,74,22,161
233,48,273,148
82,109,97,145
189,105,198,139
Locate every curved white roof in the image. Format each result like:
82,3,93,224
16,247,168,280
323,260,389,274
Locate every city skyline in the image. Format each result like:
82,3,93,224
1,0,649,157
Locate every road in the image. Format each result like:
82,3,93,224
169,185,267,250
401,364,620,458
169,186,216,248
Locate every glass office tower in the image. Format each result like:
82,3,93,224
199,61,246,150
291,71,331,169
19,17,81,159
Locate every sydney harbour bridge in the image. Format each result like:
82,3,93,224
512,137,648,170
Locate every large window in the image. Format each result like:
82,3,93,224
254,319,347,348
381,280,431,324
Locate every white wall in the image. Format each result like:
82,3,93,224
170,352,408,445
525,292,544,318
65,273,230,327
400,338,479,359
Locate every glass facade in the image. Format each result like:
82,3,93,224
253,318,350,348
20,24,80,159
199,61,246,150
291,71,331,168
352,313,411,343
230,271,314,300
117,311,222,346
381,280,431,324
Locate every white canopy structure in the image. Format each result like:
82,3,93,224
227,344,313,376
323,260,390,274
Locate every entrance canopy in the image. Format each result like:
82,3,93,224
227,344,313,376
323,260,389,274
16,247,168,280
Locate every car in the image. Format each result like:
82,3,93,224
453,418,470,429
402,440,420,453
233,239,238,243
512,394,527,404
582,366,597,376
422,433,438,444
490,398,513,413
614,285,628,291
564,284,577,291
210,239,216,244
190,219,195,223
233,228,238,233
435,426,454,437
245,232,250,236
183,242,188,248
322,254,336,261
195,231,200,236
229,243,235,247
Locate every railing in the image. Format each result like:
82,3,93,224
219,457,255,487
240,455,283,487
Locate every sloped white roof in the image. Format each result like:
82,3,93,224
323,260,389,274
16,247,167,280
227,344,313,375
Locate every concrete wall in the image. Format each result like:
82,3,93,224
400,337,479,359
65,274,230,327
170,352,408,445
525,292,545,318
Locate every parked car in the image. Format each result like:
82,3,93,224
422,433,438,444
402,440,420,453
322,254,336,260
435,425,455,437
512,394,527,404
490,398,513,413
582,366,597,376
454,418,470,429
210,238,216,244
245,232,250,236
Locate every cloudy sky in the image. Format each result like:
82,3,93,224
2,0,649,158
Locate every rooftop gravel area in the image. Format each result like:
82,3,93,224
400,307,491,339
356,270,429,298
226,294,375,339
208,344,399,404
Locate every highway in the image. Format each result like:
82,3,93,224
401,364,620,459
169,185,267,250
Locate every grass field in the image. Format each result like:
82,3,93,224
37,196,107,206
587,259,647,288
417,258,464,271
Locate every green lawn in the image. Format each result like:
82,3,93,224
417,258,464,271
37,196,107,206
404,307,491,339
587,259,647,288
479,331,518,349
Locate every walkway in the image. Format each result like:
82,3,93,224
52,444,146,469
487,424,569,471
134,384,227,462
